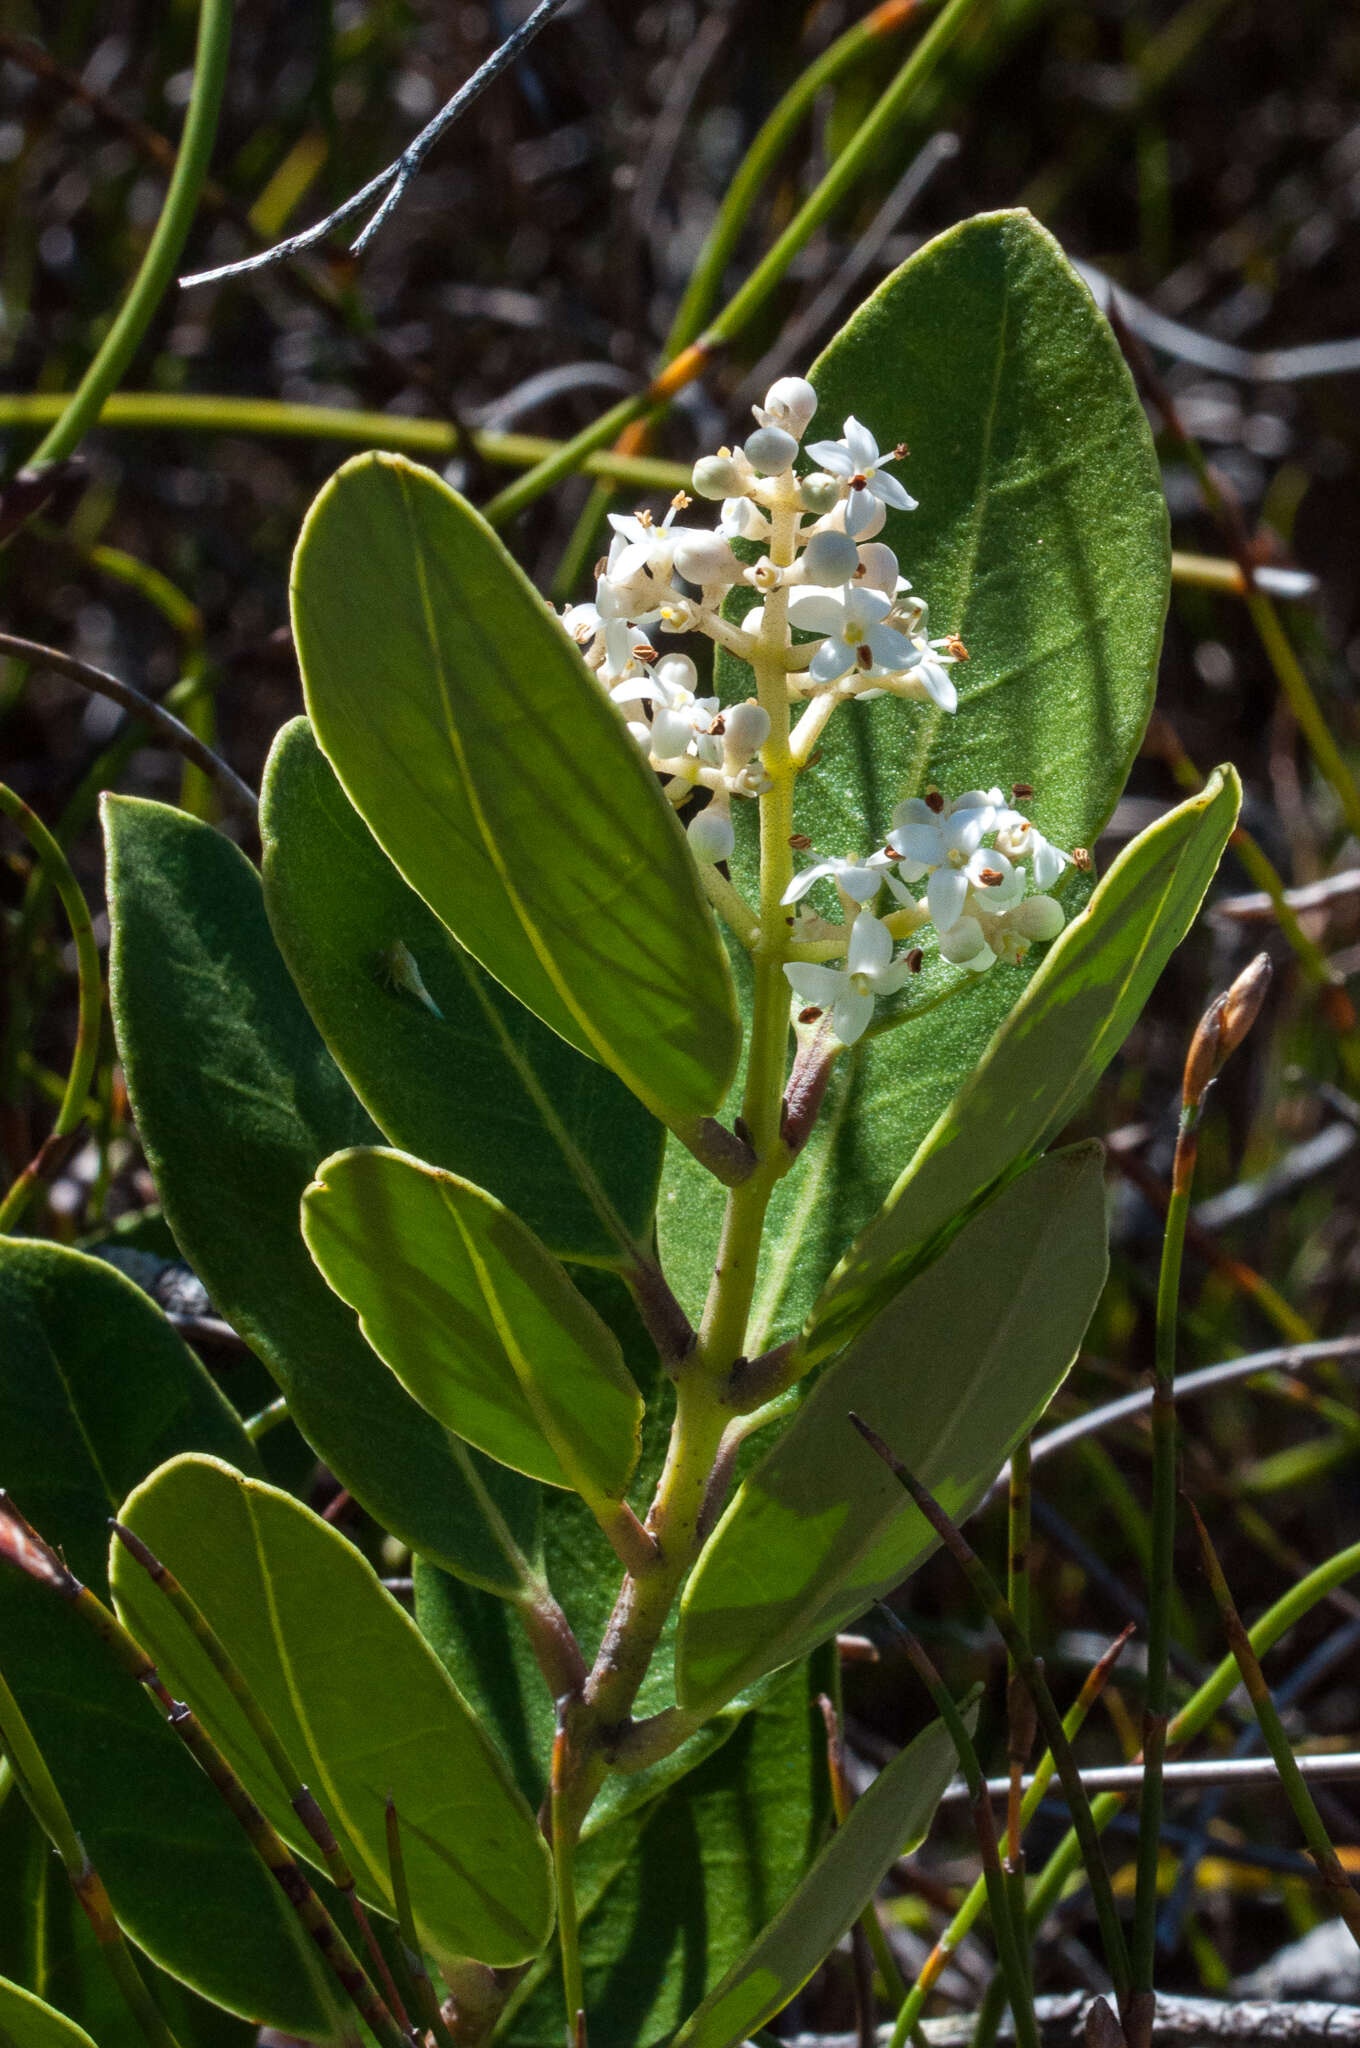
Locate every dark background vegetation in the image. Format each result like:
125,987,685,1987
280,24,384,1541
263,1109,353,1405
4,0,1360,2019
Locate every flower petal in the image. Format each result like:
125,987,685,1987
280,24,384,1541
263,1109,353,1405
927,864,970,932
805,439,854,476
848,911,893,976
809,640,854,684
870,472,917,512
843,416,879,469
832,988,875,1045
787,591,848,634
785,963,846,1005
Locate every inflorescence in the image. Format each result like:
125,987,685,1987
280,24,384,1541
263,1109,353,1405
558,375,1078,1046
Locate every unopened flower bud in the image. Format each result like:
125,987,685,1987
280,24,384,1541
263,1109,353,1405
797,472,841,515
754,377,818,438
673,531,739,587
654,653,697,694
692,453,745,499
855,542,901,595
744,425,799,475
1183,952,1272,1107
688,802,734,864
722,699,771,766
801,528,860,585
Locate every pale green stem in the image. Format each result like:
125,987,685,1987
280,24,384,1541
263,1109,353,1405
28,0,233,467
0,784,103,1232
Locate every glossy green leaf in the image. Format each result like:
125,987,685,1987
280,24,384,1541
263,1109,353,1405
112,1454,554,1969
676,1145,1108,1714
260,718,663,1261
0,1242,335,2034
0,1975,100,2048
496,1656,832,2048
671,1710,961,2048
303,1146,643,1498
290,452,740,1120
664,208,1170,1344
805,767,1240,1359
103,794,542,1598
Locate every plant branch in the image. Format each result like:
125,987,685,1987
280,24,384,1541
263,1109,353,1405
180,0,572,288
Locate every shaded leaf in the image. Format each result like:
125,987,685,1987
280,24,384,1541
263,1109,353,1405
103,795,542,1598
671,1710,962,2048
260,718,663,1261
112,1454,554,1970
676,1146,1108,1713
303,1146,643,1498
496,1654,832,2048
0,1242,335,2033
806,768,1240,1359
291,453,739,1120
0,1975,100,2048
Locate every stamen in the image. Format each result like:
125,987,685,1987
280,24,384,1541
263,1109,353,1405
1073,846,1093,871
925,790,945,814
1012,781,1034,798
906,948,924,972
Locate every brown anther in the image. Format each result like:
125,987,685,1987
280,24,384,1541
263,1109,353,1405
710,713,726,736
850,473,868,491
1072,846,1092,871
978,867,1005,886
944,634,970,660
636,507,654,529
1012,781,1034,799
852,561,867,579
925,789,945,813
789,833,814,851
798,1006,823,1024
632,642,658,664
594,556,609,580
906,948,924,973
856,644,874,669
670,490,692,511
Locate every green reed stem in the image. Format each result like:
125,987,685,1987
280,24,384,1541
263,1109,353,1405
28,0,233,467
0,784,103,1232
852,1418,1131,2003
1189,1501,1360,1948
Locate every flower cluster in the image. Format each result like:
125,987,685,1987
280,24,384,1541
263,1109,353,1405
558,374,1078,1046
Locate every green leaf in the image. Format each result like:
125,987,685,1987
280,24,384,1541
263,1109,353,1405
111,1454,554,1970
0,1975,100,2048
676,1145,1108,1714
302,1146,643,1499
806,767,1240,1359
664,208,1170,1344
0,1242,335,2034
496,1655,832,2048
103,794,542,1598
260,717,663,1262
671,1710,962,2048
290,452,740,1120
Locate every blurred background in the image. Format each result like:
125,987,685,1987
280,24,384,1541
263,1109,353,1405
4,0,1360,2019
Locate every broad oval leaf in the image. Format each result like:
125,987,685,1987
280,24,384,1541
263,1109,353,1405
805,767,1240,1359
0,1975,99,2048
670,1710,961,2048
0,1242,336,2034
260,718,663,1262
111,1454,554,1969
290,453,740,1120
303,1146,643,1498
666,208,1171,1346
676,1145,1109,1714
103,794,542,1598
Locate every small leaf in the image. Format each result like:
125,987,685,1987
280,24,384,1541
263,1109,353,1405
103,794,542,1598
805,767,1240,1359
303,1146,644,1499
260,718,663,1261
671,1711,962,2048
676,1146,1108,1714
290,453,740,1120
111,1454,555,1970
0,1242,334,2034
0,1975,100,2048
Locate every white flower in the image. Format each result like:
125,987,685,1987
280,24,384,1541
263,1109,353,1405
784,913,915,1045
886,798,1022,933
994,813,1070,891
805,415,918,538
938,893,1066,972
786,585,920,686
718,495,769,542
781,849,895,907
614,653,717,760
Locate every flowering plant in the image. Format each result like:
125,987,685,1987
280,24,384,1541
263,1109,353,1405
0,212,1240,2048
